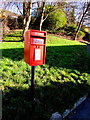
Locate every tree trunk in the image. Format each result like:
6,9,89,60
23,2,32,40
23,2,26,36
39,1,46,31
0,21,3,39
74,2,90,40
24,2,32,33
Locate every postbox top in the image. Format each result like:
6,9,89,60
29,29,47,37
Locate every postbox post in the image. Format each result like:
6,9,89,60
31,66,36,102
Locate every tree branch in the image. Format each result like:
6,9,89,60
14,2,23,15
74,2,90,40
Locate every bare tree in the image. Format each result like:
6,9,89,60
0,2,12,37
39,0,59,31
74,2,90,40
23,1,32,36
39,0,46,31
14,2,23,15
0,1,33,40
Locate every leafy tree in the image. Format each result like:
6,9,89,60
43,8,67,31
33,3,58,30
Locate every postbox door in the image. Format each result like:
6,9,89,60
30,45,45,66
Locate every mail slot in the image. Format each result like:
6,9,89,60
32,38,44,44
24,30,47,66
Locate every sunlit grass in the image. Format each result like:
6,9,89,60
3,30,22,41
1,31,90,120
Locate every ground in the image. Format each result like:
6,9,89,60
1,30,90,120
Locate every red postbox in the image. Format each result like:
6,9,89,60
24,30,47,66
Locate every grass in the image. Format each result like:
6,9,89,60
3,30,22,41
1,31,90,120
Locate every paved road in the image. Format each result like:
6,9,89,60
64,94,90,120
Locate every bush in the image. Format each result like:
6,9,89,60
6,16,18,30
78,31,85,38
17,15,23,29
83,33,90,42
43,9,67,31
57,25,86,40
62,25,78,36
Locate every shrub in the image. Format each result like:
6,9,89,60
83,32,90,41
43,9,67,31
62,25,78,36
78,31,85,38
6,16,18,30
17,15,23,29
58,25,86,40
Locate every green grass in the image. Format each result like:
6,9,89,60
3,30,22,41
47,34,83,45
1,31,90,120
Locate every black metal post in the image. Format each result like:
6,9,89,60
31,66,36,102
87,43,90,56
31,66,36,117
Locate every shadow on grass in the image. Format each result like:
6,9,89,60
2,48,24,61
83,32,90,42
3,35,23,42
3,40,23,42
2,81,90,120
2,45,90,74
3,30,23,42
2,44,90,120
